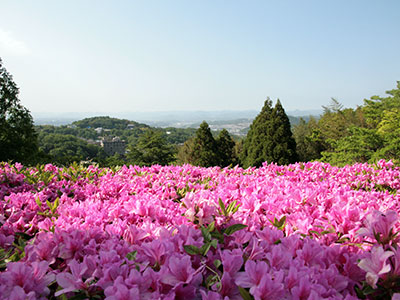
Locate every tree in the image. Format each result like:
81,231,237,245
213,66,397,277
177,137,195,165
0,58,38,163
320,82,400,165
270,100,298,165
181,121,219,167
38,133,103,165
293,116,323,162
240,98,274,168
127,129,175,166
320,127,383,166
216,129,236,167
241,98,297,167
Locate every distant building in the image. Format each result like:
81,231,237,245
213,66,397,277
95,127,103,134
127,124,136,130
101,136,126,156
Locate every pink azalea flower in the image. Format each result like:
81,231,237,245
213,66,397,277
251,270,284,300
358,246,394,289
392,293,400,300
235,260,269,289
357,210,399,244
104,276,140,300
7,286,36,300
55,259,92,296
160,254,202,288
220,249,243,277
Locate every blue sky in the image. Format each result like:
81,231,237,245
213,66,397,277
1,1,399,113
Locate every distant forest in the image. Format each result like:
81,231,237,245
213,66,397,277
2,57,400,167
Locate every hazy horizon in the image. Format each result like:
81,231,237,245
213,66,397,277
1,1,399,114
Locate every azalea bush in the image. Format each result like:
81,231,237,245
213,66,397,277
0,160,400,299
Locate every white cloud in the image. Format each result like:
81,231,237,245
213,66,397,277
0,29,30,56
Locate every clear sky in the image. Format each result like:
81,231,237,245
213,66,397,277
1,1,399,114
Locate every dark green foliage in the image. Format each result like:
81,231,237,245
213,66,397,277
103,153,126,167
190,121,219,167
38,133,104,165
73,116,146,130
127,129,176,166
216,129,236,167
241,99,297,167
162,127,196,145
0,58,38,164
270,100,298,165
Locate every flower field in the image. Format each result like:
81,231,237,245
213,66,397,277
1,161,400,299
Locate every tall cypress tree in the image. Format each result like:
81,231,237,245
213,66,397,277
191,121,219,167
216,129,236,167
270,100,298,165
241,98,297,167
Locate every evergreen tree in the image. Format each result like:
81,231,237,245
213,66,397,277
241,98,297,167
216,129,236,167
190,121,219,167
270,100,298,165
240,98,274,168
0,58,38,163
127,129,175,166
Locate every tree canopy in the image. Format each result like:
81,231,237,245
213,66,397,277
293,82,400,166
0,58,38,164
241,99,297,167
127,129,176,166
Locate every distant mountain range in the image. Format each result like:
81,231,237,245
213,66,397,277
33,109,322,128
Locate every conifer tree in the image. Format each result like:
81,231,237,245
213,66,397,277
270,100,298,165
216,129,236,167
241,98,297,167
190,121,219,167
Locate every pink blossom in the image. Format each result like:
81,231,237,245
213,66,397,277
357,210,399,244
55,259,92,296
358,246,394,289
160,254,202,288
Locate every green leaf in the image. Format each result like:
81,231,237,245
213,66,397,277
277,216,286,228
205,274,218,289
224,224,247,236
219,198,228,216
232,203,240,214
238,286,254,300
35,197,42,208
46,200,52,210
320,230,334,235
207,221,215,232
210,239,218,249
213,259,222,269
210,231,224,243
183,245,200,255
51,197,60,214
201,226,211,242
226,200,236,213
200,243,212,256
67,292,89,300
126,251,137,261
